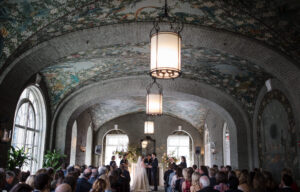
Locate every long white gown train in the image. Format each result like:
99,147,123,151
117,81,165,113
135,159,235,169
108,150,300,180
131,156,150,192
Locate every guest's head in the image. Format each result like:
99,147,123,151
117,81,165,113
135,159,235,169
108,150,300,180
0,171,6,190
183,168,192,181
83,169,92,179
238,170,248,185
199,165,208,176
192,172,200,186
36,168,47,176
228,176,239,189
252,173,265,191
25,175,35,189
34,173,50,191
9,183,32,192
6,170,15,185
20,171,30,183
122,154,127,159
181,156,186,163
175,167,183,177
199,176,210,188
55,183,72,192
98,167,107,177
47,167,55,178
209,168,216,178
91,168,98,178
225,165,232,172
63,176,77,192
281,174,293,187
152,153,156,158
216,171,227,184
228,171,236,179
91,178,106,192
111,156,115,161
54,170,64,180
192,165,197,171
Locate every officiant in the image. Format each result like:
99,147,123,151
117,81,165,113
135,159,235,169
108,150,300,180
144,154,152,184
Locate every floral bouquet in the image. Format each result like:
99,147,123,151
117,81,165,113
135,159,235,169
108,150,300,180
161,152,178,168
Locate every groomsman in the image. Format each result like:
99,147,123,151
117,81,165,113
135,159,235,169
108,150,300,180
150,153,158,191
144,154,152,184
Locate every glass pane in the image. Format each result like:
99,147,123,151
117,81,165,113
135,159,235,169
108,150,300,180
12,127,25,147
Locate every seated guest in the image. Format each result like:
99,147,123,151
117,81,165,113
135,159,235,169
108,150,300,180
5,170,16,192
109,156,117,169
55,183,72,192
63,176,77,192
225,177,242,192
26,175,36,189
192,165,198,172
179,156,187,169
251,173,266,192
75,169,92,192
89,169,99,185
262,171,277,192
214,172,228,192
9,183,32,192
164,163,173,192
119,155,128,169
167,165,176,192
281,168,299,192
91,178,106,192
99,172,112,192
173,167,183,192
199,166,209,177
237,170,249,192
0,171,5,191
197,176,218,192
182,168,193,192
190,172,201,192
209,168,217,187
20,171,30,183
120,165,130,192
109,169,121,192
98,167,107,178
34,173,51,192
279,174,294,192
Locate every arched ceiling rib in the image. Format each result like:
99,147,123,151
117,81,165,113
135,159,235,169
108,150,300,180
1,0,299,72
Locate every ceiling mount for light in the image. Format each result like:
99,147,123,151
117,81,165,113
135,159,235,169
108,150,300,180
150,0,183,79
146,78,163,115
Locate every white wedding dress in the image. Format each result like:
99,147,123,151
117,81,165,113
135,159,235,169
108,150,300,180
131,156,150,192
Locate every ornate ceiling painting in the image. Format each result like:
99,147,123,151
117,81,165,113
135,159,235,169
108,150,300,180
41,44,269,115
1,0,299,70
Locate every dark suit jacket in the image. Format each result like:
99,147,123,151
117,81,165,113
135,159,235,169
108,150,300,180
197,186,219,192
76,177,92,192
151,158,158,173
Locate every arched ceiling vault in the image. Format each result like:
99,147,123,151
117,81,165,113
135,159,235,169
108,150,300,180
0,0,299,72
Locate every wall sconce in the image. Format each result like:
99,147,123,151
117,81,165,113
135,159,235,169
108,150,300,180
0,118,11,143
210,142,216,154
141,140,148,149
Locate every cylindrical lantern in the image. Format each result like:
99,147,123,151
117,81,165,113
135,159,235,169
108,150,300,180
146,79,163,115
144,121,154,134
141,140,148,149
150,32,181,79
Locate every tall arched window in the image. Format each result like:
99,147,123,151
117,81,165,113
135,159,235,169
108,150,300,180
70,121,77,165
204,126,211,167
223,122,231,166
12,85,47,172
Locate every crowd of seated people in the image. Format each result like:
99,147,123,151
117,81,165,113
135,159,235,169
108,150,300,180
0,155,131,192
164,157,299,192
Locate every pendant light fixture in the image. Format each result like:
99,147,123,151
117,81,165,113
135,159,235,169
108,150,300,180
150,0,183,79
146,78,163,115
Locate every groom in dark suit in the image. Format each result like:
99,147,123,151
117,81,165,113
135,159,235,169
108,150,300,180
150,152,158,191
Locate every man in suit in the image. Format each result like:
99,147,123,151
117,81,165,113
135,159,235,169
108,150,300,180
149,153,158,191
75,169,92,192
197,176,219,192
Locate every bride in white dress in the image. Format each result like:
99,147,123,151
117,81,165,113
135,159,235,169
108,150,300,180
131,156,150,192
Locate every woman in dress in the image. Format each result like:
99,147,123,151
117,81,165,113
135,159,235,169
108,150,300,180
131,156,150,192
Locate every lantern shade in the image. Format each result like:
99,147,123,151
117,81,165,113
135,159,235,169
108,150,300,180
146,93,162,115
141,140,148,148
150,32,181,79
144,121,154,134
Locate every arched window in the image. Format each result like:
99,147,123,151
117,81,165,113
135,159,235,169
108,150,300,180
167,131,192,167
223,122,231,166
104,131,129,166
70,121,77,165
12,85,47,172
85,124,93,165
204,126,211,167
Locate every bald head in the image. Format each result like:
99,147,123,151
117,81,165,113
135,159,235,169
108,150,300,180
199,175,210,188
55,183,72,192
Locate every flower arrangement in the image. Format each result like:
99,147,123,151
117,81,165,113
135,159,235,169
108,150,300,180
114,144,141,163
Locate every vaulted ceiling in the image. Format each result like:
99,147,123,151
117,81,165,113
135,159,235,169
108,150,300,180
0,0,299,132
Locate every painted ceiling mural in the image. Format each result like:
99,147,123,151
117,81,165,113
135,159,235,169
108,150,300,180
89,96,208,132
41,43,270,115
0,0,299,71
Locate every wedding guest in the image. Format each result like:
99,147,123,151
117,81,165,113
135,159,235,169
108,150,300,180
225,176,242,192
109,156,117,169
120,165,130,192
34,173,51,192
174,167,184,192
119,155,128,169
75,169,92,192
251,172,266,192
91,178,106,192
167,165,176,192
0,171,5,191
182,168,193,192
209,168,217,187
197,175,219,192
5,171,15,191
190,172,201,192
214,172,228,192
280,168,299,192
179,156,187,169
20,171,30,183
99,170,112,192
237,170,249,192
192,165,198,172
9,183,32,192
164,163,173,192
63,176,77,192
89,169,99,185
279,174,294,192
199,166,209,177
26,175,35,189
55,183,72,192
